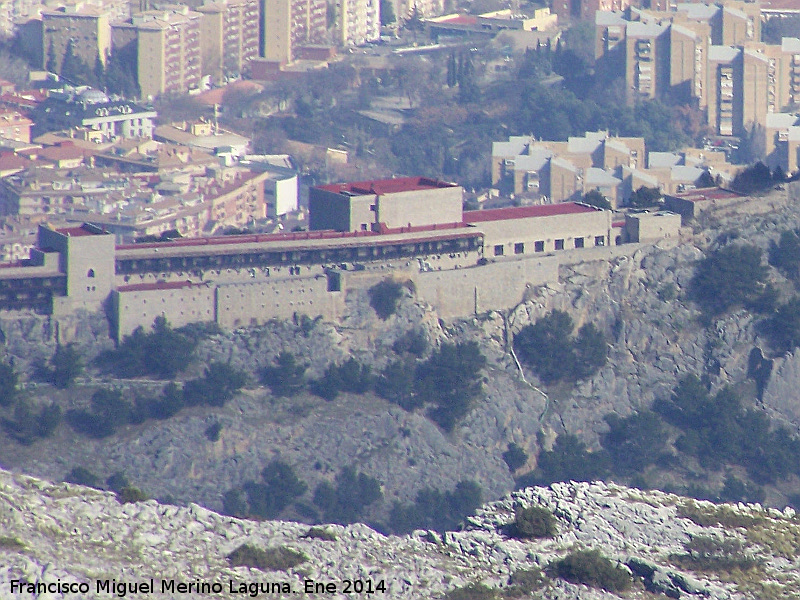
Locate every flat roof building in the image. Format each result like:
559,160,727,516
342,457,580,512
309,177,463,232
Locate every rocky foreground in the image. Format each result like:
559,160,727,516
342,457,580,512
1,469,799,599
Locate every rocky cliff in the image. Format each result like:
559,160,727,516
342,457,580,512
1,468,798,599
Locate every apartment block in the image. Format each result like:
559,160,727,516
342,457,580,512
336,0,380,47
555,0,633,22
625,20,670,99
197,0,260,82
0,110,33,143
260,0,326,64
115,6,202,98
42,5,111,72
707,45,741,136
669,21,710,106
491,132,728,205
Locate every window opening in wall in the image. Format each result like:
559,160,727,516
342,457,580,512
534,240,544,252
575,237,584,248
615,235,622,245
555,239,564,250
87,268,95,278
595,236,605,246
361,223,368,231
514,243,525,254
494,244,504,256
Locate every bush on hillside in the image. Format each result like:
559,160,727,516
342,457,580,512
502,443,529,472
261,352,307,397
769,229,800,282
516,433,609,488
513,311,607,384
312,466,382,525
417,342,486,431
507,505,558,539
551,550,631,592
368,279,405,319
601,411,668,474
310,358,373,401
97,317,195,379
389,480,482,534
227,545,307,572
1,399,62,444
690,245,769,317
64,466,100,488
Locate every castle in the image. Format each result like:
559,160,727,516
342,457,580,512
0,176,682,341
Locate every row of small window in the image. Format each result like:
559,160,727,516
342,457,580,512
493,236,605,256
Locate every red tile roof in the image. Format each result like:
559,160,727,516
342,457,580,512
117,280,195,292
316,177,458,195
436,14,478,25
55,225,103,237
0,152,31,171
463,202,600,223
671,187,742,203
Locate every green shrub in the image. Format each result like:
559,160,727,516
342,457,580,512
227,545,307,571
628,186,662,208
508,505,558,539
552,550,631,592
506,568,545,596
678,535,759,572
223,488,249,518
601,411,668,474
2,400,62,444
376,359,418,409
49,344,84,389
418,342,486,431
502,443,529,472
302,527,337,541
313,467,382,525
368,279,405,319
513,312,607,384
184,362,247,407
136,382,185,420
106,472,129,494
654,376,800,483
243,460,308,519
769,229,800,281
393,329,428,356
581,189,611,210
310,358,373,401
204,421,222,442
261,352,307,397
64,467,100,488
117,486,148,504
67,388,131,439
389,480,482,534
97,317,196,379
690,245,769,317
761,296,800,353
517,433,609,488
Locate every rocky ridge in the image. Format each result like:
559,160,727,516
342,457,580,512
2,468,799,599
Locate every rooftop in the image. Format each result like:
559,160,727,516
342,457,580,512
117,280,196,292
54,224,107,237
316,177,459,195
463,202,599,223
